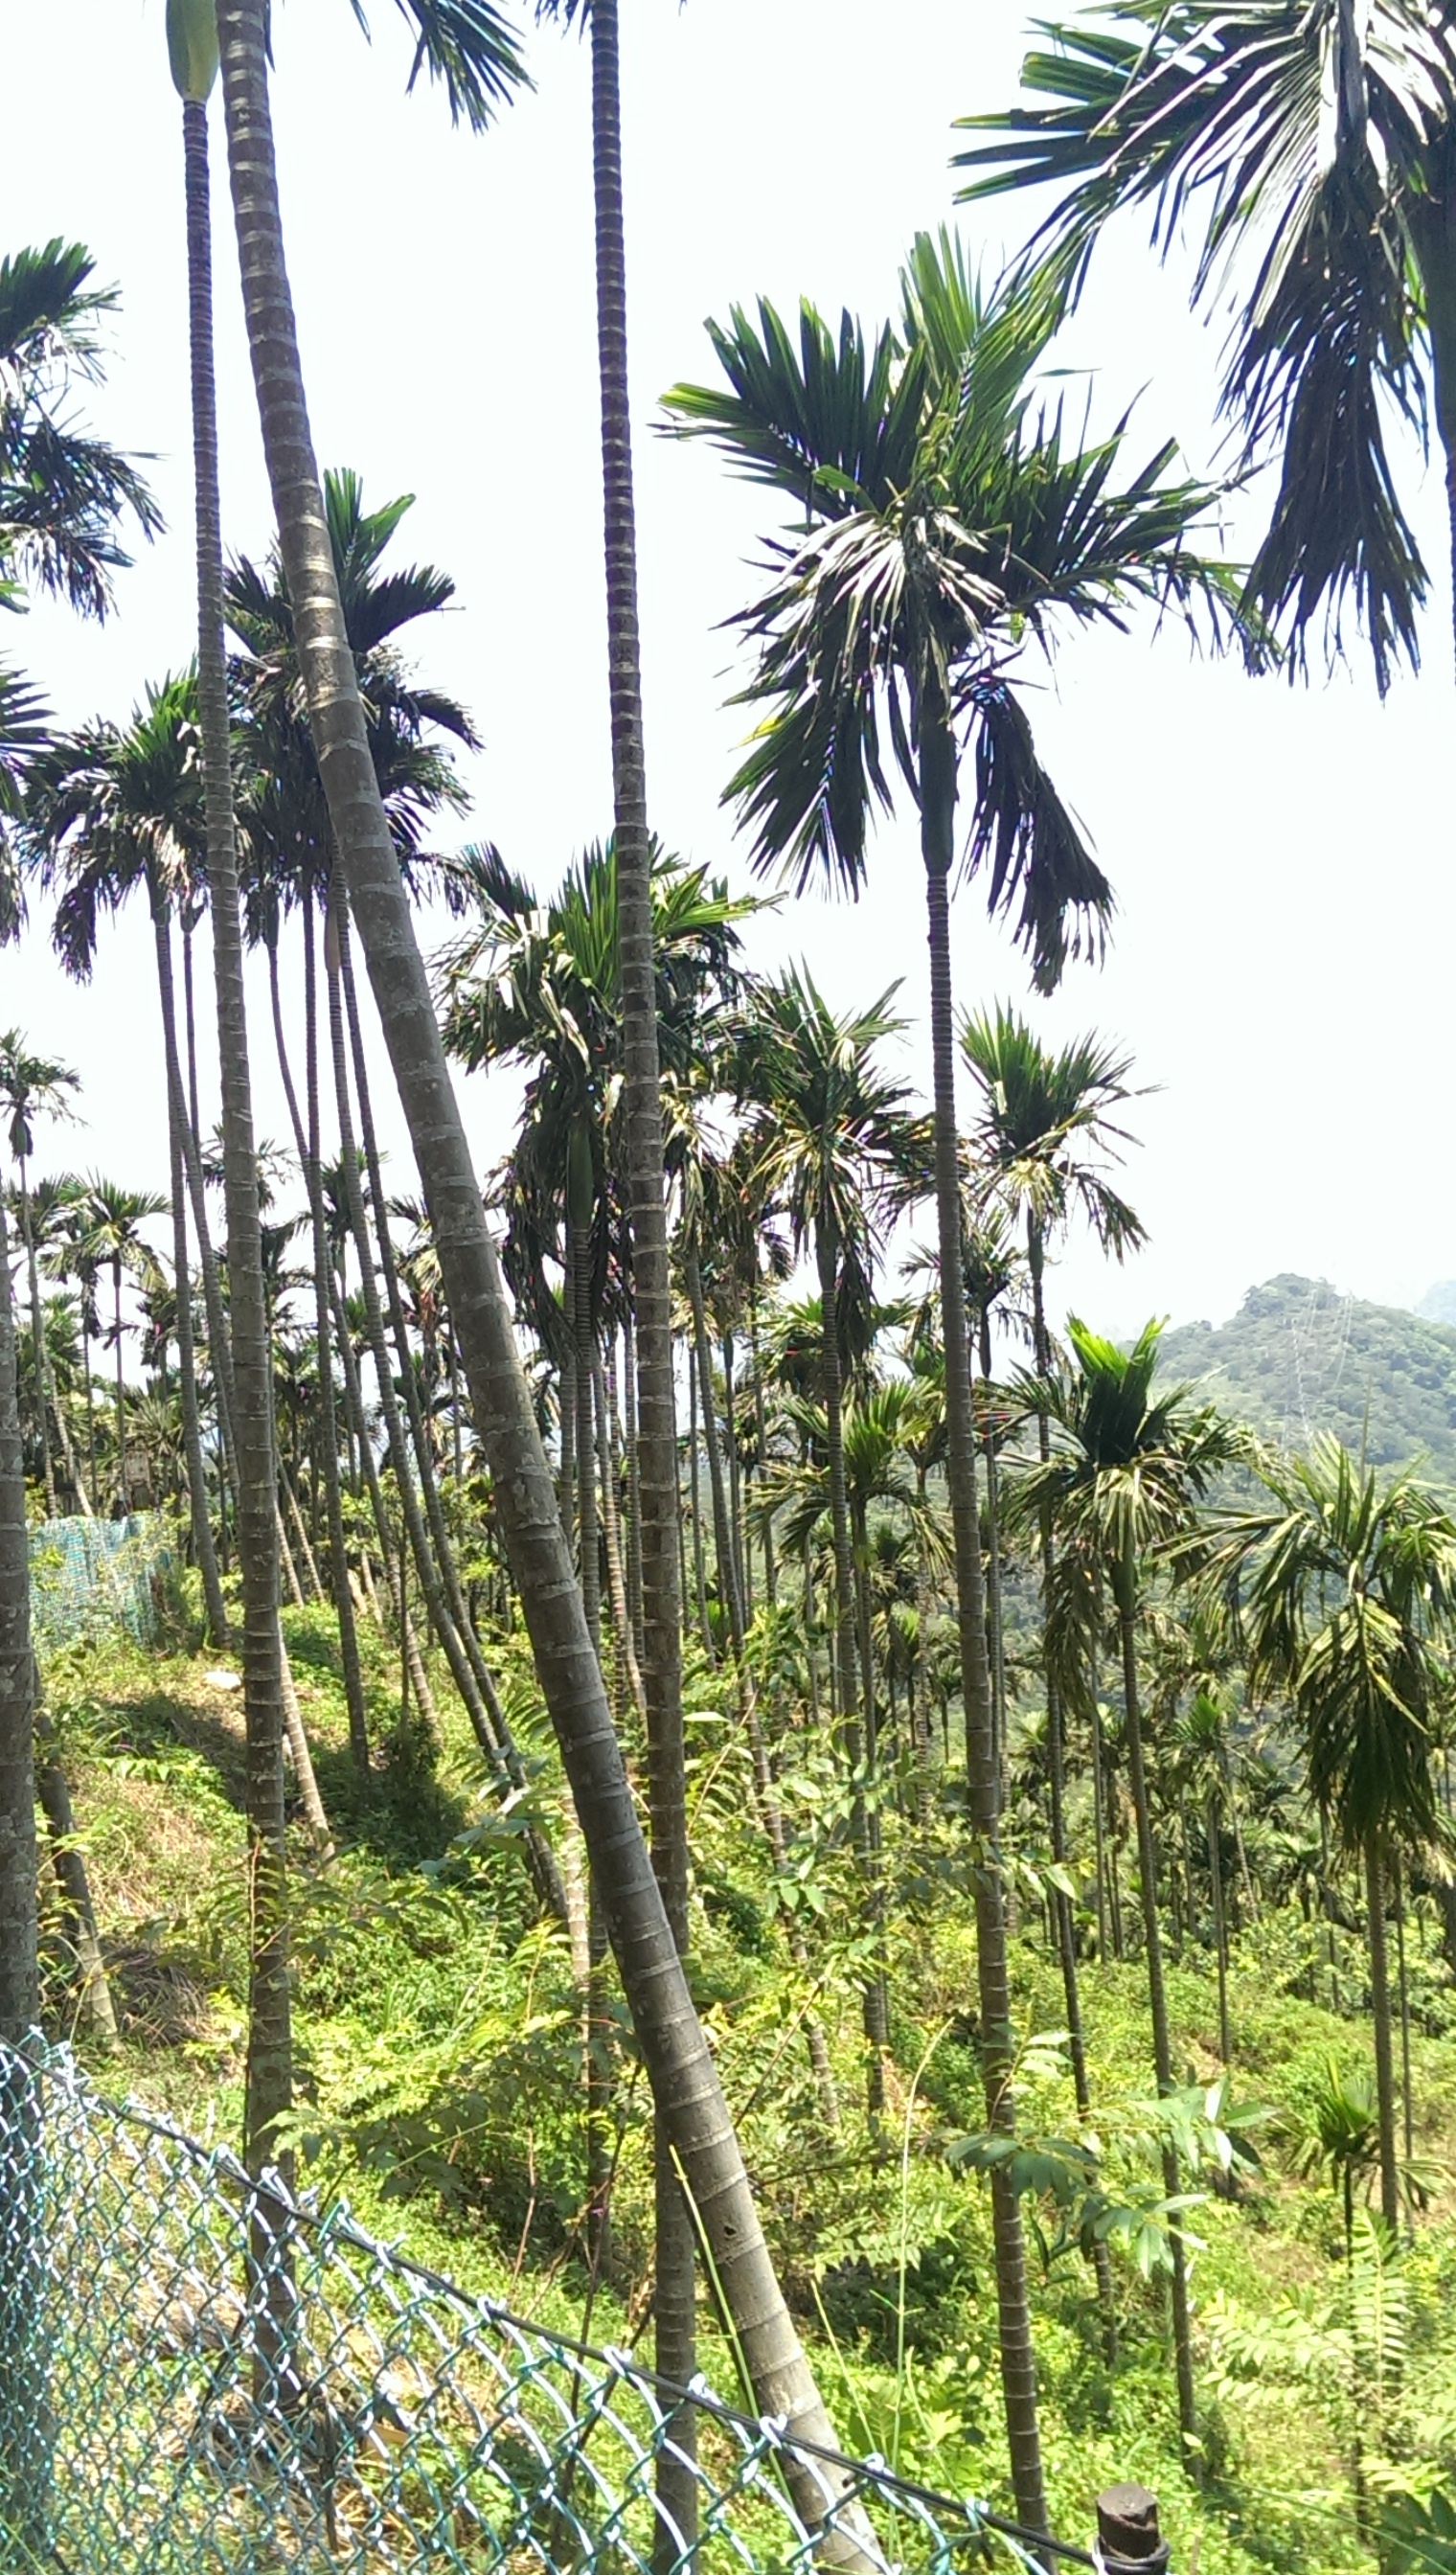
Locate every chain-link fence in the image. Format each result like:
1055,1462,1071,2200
0,2039,1103,2575
28,1514,176,1658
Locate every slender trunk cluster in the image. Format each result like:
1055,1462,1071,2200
211,4,857,2520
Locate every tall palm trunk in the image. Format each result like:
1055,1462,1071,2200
1365,1833,1400,2231
687,1355,712,1655
814,1228,890,2104
213,6,862,2523
1027,1228,1114,2352
17,1167,56,1520
1396,1861,1415,2184
277,900,371,1776
0,1191,36,2047
155,905,228,1644
919,691,1046,2537
182,78,289,2178
584,0,695,2495
595,1345,647,1724
111,1263,126,1508
1115,1550,1195,2452
619,1328,645,1659
80,1303,98,1515
0,1187,43,2550
978,1314,1009,1795
1207,1804,1232,2067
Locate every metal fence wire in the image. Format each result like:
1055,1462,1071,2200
0,2039,1089,2575
28,1515,175,1658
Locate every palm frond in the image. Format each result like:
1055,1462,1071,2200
348,0,530,127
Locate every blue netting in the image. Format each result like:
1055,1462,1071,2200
28,1514,175,1656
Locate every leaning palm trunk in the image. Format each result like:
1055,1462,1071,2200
584,0,695,2506
1116,1555,1195,2452
181,74,290,2180
214,8,861,2518
920,692,1047,2537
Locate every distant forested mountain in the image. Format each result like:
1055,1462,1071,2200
1157,1275,1456,1490
1418,1281,1456,1327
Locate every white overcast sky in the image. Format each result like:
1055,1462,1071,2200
5,0,1452,1343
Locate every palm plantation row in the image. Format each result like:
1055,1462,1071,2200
4,0,1456,2557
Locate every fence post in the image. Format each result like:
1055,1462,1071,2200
1095,2484,1170,2573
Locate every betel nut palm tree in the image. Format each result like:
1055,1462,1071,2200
0,234,152,2052
170,0,294,2178
26,675,230,1640
1009,1316,1244,2456
664,228,1257,2529
956,0,1456,681
0,231,155,2549
738,966,918,2115
960,1004,1145,2344
1198,1436,1456,2231
210,0,866,2531
78,1178,169,1512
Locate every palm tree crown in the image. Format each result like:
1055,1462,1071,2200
961,1006,1146,1296
665,231,1255,980
1200,1436,1456,1864
955,0,1456,684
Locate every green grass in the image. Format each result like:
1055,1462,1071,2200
36,1603,1456,2571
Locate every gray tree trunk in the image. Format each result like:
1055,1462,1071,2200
920,695,1046,2537
182,84,290,2180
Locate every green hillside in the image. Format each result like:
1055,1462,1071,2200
1159,1274,1456,1485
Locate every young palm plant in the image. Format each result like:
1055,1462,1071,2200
666,230,1256,2527
1007,1316,1245,2456
1198,1437,1456,2229
956,0,1456,678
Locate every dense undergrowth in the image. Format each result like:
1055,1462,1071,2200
35,1579,1456,2575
